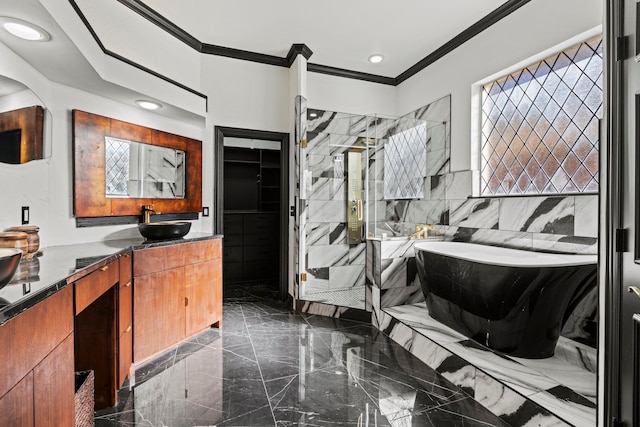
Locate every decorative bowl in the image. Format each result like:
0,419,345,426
137,221,191,240
0,248,22,289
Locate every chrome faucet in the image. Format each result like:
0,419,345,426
142,205,160,224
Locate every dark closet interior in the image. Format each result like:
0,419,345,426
222,145,281,284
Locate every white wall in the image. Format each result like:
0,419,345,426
200,55,292,234
307,72,397,117
0,44,206,247
396,0,602,172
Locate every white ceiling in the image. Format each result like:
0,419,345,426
0,0,512,116
138,0,509,77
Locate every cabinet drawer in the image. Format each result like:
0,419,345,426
223,262,243,281
182,239,221,265
118,280,132,335
223,233,242,247
75,260,119,314
223,245,243,262
119,252,132,285
243,244,278,262
243,233,278,247
243,213,278,230
118,327,132,386
133,245,186,276
223,215,243,235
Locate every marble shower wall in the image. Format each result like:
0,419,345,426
374,95,451,235
301,111,373,299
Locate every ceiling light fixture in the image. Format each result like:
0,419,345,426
136,100,162,110
0,18,50,41
368,54,384,64
309,112,318,118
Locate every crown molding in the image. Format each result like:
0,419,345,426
396,0,532,84
286,44,314,66
69,0,207,100
75,0,532,88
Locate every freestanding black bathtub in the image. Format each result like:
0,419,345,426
414,241,597,358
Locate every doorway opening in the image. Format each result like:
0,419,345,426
214,127,289,302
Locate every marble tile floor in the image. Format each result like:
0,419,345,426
95,282,511,426
381,303,598,427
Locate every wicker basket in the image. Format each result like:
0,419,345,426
74,370,95,427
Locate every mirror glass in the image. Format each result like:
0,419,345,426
105,136,185,199
0,75,50,163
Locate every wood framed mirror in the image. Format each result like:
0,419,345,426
0,105,44,164
72,110,202,218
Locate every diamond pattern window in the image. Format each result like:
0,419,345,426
105,137,130,196
384,122,427,199
480,35,602,195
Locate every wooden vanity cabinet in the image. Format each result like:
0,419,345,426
133,239,222,363
118,252,133,386
0,286,75,426
74,259,119,410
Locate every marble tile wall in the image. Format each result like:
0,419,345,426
373,95,451,237
300,110,371,304
445,169,598,255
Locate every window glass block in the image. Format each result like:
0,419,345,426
481,35,602,195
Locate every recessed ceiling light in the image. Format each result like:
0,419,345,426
136,100,162,110
0,18,50,41
368,54,384,64
309,112,318,118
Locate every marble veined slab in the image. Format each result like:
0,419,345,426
383,303,597,426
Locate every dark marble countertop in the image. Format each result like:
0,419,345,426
0,233,222,325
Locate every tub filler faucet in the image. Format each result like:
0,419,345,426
409,224,435,239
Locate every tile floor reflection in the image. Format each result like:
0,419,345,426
95,283,509,426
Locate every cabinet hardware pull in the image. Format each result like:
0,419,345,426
628,286,640,297
124,281,131,287
185,297,189,306
100,266,109,272
125,325,131,333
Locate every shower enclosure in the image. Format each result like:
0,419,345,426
298,108,447,310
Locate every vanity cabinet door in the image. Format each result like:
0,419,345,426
0,286,74,424
34,334,75,427
185,239,222,335
185,259,222,336
133,239,222,363
133,268,186,362
0,372,34,427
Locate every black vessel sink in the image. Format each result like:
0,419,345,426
0,248,22,289
138,221,191,240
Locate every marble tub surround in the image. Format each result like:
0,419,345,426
381,303,596,426
96,282,511,426
445,189,598,254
